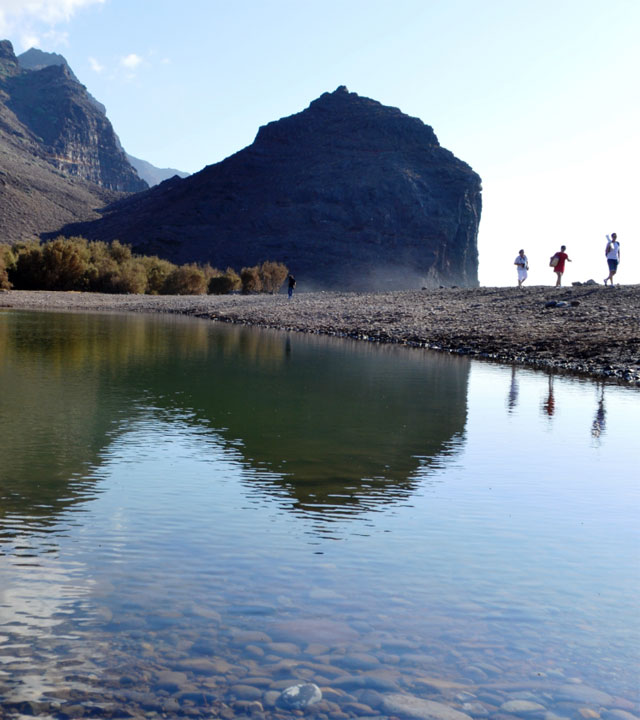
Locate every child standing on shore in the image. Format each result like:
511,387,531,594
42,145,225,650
550,245,571,287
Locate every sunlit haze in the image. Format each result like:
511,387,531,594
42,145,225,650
1,0,637,287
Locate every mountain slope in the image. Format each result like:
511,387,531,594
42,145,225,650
0,39,148,244
59,86,482,290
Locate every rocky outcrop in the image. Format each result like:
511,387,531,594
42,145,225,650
0,39,146,192
17,47,107,114
60,86,482,289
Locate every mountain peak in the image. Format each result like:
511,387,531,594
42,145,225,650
18,47,80,83
0,39,20,76
254,85,439,152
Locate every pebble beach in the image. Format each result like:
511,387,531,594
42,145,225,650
2,284,639,385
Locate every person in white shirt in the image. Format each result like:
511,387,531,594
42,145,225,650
514,249,529,287
604,233,620,286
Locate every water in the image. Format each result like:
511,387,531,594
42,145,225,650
0,310,638,719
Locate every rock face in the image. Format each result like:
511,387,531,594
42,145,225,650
0,42,123,243
0,39,146,193
61,86,482,290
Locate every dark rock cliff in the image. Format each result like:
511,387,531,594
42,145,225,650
61,86,482,289
0,39,146,193
0,41,122,243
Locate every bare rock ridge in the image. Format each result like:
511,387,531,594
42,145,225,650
0,40,146,193
12,44,189,187
0,40,126,243
62,86,482,290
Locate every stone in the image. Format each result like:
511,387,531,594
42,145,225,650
415,677,474,692
555,685,613,706
154,670,188,692
333,652,381,670
500,700,546,714
462,701,492,716
579,709,601,719
277,682,322,710
605,711,639,720
230,684,263,701
382,693,474,720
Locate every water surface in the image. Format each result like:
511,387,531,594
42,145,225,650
0,310,638,718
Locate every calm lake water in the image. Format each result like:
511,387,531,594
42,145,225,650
0,310,638,719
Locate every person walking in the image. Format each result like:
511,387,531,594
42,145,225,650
550,245,571,287
287,274,296,298
603,233,620,286
514,249,529,287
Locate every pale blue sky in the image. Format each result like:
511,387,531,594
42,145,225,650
1,0,638,286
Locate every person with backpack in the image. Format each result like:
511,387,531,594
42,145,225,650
550,245,571,287
604,233,620,286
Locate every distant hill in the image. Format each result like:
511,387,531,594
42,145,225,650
59,87,482,290
126,153,189,187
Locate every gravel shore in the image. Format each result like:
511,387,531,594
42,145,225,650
2,285,639,385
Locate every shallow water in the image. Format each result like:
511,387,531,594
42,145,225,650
0,310,638,719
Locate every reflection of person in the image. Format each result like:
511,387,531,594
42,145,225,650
542,375,555,417
514,249,529,287
507,366,519,412
287,274,296,298
604,233,620,286
591,386,606,441
550,245,571,287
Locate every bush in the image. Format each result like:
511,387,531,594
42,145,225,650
0,245,15,289
11,237,91,291
259,261,288,294
40,236,92,290
11,242,46,289
109,240,133,264
103,260,148,294
208,267,241,294
240,265,262,294
140,255,176,294
162,263,207,295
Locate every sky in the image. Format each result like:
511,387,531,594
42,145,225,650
0,0,638,287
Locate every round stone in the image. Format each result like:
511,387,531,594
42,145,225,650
278,682,322,709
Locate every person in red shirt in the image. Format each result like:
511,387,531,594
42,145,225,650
550,245,571,287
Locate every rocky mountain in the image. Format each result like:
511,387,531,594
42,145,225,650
0,41,124,243
16,46,189,188
0,40,145,195
17,46,106,114
60,87,482,289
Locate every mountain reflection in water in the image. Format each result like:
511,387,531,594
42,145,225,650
0,310,469,532
0,309,638,719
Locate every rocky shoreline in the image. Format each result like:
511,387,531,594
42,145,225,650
2,285,639,385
